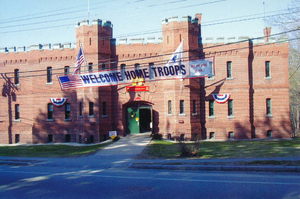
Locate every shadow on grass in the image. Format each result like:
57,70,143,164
143,138,300,159
0,142,112,158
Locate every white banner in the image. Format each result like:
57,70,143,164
57,58,214,90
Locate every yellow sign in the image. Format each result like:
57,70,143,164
131,77,144,86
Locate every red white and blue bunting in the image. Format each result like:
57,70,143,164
211,94,231,104
50,98,68,107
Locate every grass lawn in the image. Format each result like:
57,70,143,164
0,142,112,158
143,138,300,159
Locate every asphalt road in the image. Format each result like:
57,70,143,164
1,165,300,199
1,134,300,199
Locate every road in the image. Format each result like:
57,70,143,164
1,165,300,199
1,134,300,199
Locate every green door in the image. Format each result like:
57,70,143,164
127,107,140,134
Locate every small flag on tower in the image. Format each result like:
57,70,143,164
166,41,183,65
73,45,86,74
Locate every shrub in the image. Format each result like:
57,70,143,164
177,140,201,157
152,134,162,140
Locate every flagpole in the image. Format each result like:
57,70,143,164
88,0,90,21
81,43,86,143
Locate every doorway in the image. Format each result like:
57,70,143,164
126,104,152,134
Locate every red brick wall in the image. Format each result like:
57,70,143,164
0,15,291,144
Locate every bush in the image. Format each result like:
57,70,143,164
177,140,201,157
152,134,162,140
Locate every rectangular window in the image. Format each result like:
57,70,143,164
65,103,71,120
265,61,271,78
79,102,82,117
193,100,196,114
103,102,107,116
89,102,94,116
48,103,53,119
180,100,185,114
101,63,106,70
208,62,214,79
209,132,215,139
267,130,272,138
15,134,20,143
209,100,214,117
14,69,19,85
134,63,140,70
227,61,232,78
121,64,126,80
88,63,93,72
47,67,52,83
64,66,70,75
266,98,272,115
15,104,20,120
228,99,233,116
149,63,155,80
168,100,172,114
229,132,234,139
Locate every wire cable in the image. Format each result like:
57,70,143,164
1,29,298,80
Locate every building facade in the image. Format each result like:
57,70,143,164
0,14,291,144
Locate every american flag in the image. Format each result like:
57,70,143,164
58,75,83,90
73,46,85,74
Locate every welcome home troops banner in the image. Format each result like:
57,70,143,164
57,58,214,90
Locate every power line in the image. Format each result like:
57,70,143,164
289,65,300,79
0,7,298,44
1,28,299,80
0,0,197,24
202,9,300,27
0,16,86,29
0,0,117,24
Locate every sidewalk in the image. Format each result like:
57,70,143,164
0,132,152,169
1,134,300,172
129,156,300,172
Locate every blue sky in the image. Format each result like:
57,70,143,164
0,0,292,48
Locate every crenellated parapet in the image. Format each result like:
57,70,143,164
161,15,199,25
0,42,76,54
75,19,113,28
117,37,163,45
202,36,288,45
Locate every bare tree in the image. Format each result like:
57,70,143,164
268,0,300,137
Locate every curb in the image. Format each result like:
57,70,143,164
0,159,45,166
128,163,300,172
0,161,33,166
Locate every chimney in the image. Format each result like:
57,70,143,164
263,27,271,42
195,13,202,25
195,13,202,41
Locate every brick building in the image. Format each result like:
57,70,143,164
0,14,291,144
